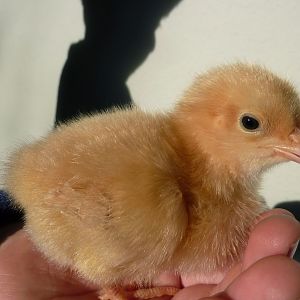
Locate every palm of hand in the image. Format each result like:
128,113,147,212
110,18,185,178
0,230,98,300
0,209,299,300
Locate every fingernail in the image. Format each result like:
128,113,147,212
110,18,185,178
288,240,299,258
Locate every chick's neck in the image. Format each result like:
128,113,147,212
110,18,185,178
170,118,262,207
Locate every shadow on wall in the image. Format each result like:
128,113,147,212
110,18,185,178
55,0,182,124
0,0,182,233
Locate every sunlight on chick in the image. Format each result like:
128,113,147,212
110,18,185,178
5,63,300,299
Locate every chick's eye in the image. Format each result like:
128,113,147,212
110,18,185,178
240,115,260,131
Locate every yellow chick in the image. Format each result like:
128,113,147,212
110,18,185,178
5,63,300,299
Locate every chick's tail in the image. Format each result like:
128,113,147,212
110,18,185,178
4,141,52,210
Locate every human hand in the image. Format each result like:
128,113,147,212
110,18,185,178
158,209,300,300
0,209,299,300
0,229,99,300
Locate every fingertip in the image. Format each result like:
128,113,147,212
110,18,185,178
243,214,300,269
255,208,295,224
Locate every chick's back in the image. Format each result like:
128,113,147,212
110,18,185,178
5,108,187,285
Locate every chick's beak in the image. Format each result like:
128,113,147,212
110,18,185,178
274,128,300,163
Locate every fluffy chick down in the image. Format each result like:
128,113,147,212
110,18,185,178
5,63,300,290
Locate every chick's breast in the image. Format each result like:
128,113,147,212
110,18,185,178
5,108,188,286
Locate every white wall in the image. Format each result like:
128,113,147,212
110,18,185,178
1,0,300,207
0,0,84,153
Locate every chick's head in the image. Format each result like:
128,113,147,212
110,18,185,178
175,63,300,176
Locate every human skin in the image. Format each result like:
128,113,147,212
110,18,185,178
0,209,299,300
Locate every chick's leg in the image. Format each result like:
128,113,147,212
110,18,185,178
98,288,127,300
133,286,180,299
98,286,180,300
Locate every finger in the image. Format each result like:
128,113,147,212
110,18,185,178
255,208,295,223
226,256,300,300
243,214,300,270
212,212,300,294
209,264,241,296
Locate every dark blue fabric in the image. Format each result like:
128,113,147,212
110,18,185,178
0,190,11,211
0,190,23,225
